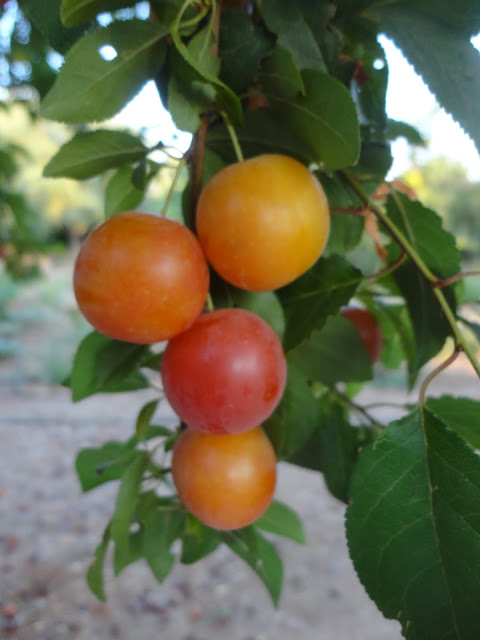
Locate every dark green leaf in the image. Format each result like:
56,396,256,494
291,399,365,503
264,354,319,459
223,527,283,607
318,172,363,210
257,45,304,98
379,6,480,152
142,505,185,582
219,9,274,94
168,27,219,133
386,119,426,146
324,211,364,256
386,192,461,373
105,166,146,217
135,400,159,440
44,130,148,180
86,526,111,602
69,331,148,402
289,316,373,383
24,0,87,54
61,0,137,27
111,452,149,554
268,70,360,170
75,442,137,492
181,516,221,564
427,395,480,450
40,21,168,123
255,500,305,544
346,408,480,639
207,109,314,165
398,0,480,34
170,22,242,126
352,138,392,184
260,0,327,71
279,255,363,351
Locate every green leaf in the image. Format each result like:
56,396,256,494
386,192,461,374
110,452,149,554
378,6,480,152
212,282,285,341
43,130,148,180
170,21,242,126
61,0,137,28
207,109,314,165
40,20,168,123
427,395,480,450
278,255,363,351
296,313,374,380
373,302,415,372
257,44,304,99
346,408,480,639
267,70,360,170
135,400,159,440
24,0,87,54
69,331,148,402
142,505,185,582
75,442,137,492
86,526,111,602
113,529,144,576
400,0,480,34
386,119,426,146
219,8,274,94
291,399,366,503
264,354,319,459
260,0,327,72
324,212,364,257
181,516,221,564
105,165,146,217
223,527,283,607
255,500,305,544
168,27,219,133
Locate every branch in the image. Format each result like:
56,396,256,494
419,346,462,407
342,171,480,379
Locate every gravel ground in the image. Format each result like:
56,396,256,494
1,315,479,640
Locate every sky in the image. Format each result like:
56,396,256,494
115,34,480,182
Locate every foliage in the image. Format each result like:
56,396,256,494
10,0,480,636
404,156,480,258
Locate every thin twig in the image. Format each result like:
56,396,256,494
419,346,462,407
342,170,480,379
160,156,186,217
364,250,406,280
431,270,480,289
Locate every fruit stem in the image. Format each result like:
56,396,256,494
160,155,187,217
342,170,480,379
222,112,245,162
206,292,215,311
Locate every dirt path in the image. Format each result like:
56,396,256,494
1,353,479,640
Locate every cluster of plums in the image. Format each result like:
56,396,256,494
72,154,379,530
